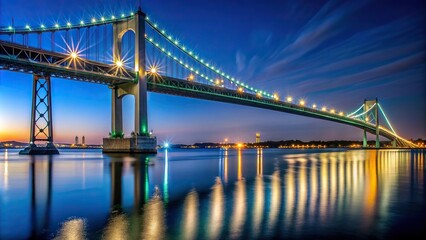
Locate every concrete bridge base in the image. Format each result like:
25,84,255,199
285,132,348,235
19,143,59,155
103,136,157,153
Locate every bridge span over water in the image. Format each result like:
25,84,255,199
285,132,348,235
0,8,418,153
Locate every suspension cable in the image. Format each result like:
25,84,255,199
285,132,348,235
378,103,397,134
350,103,376,119
347,104,364,117
145,35,215,85
145,19,272,97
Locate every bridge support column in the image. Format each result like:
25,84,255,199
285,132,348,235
20,74,59,155
103,7,157,154
392,139,397,148
111,86,123,138
363,130,367,148
362,99,368,148
375,98,380,148
134,11,149,136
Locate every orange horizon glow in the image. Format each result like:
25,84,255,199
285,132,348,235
0,130,104,145
0,130,29,142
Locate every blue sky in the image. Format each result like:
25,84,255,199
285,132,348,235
0,0,425,144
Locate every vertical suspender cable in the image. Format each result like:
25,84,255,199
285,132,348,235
103,25,106,63
96,27,99,61
38,33,41,49
66,30,70,50
172,41,175,77
77,28,80,47
86,27,90,60
11,17,15,43
51,32,54,51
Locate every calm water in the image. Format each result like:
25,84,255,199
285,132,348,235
0,148,425,239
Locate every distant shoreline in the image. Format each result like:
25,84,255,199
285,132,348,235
1,139,425,149
1,146,424,150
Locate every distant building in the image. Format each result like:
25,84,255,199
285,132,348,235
82,136,85,145
256,133,261,143
75,136,78,145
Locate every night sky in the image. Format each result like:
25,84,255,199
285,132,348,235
0,0,425,144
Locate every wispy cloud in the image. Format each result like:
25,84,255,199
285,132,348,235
236,0,425,103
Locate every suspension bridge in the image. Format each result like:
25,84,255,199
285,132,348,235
0,7,418,154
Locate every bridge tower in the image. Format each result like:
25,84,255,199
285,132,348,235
103,7,157,153
362,98,380,148
20,74,59,155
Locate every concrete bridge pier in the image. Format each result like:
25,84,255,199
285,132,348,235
103,7,157,154
103,81,157,153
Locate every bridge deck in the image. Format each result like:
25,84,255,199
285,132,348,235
0,40,413,146
148,75,395,140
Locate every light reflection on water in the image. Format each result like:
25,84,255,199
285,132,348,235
140,193,166,240
102,213,128,240
54,218,86,240
182,190,198,240
251,148,263,239
0,148,425,239
207,178,224,240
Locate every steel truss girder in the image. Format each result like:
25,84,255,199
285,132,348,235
0,40,133,85
30,74,54,143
